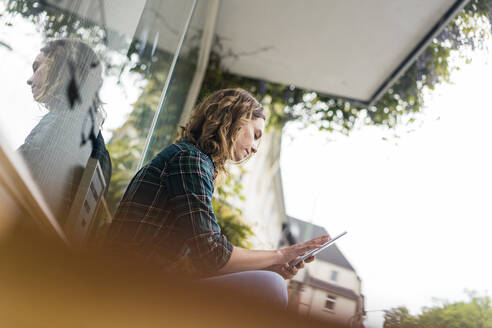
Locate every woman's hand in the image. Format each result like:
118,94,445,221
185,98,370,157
264,255,316,279
277,235,330,264
263,235,329,279
217,235,330,275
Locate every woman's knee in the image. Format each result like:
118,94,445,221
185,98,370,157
254,271,288,308
199,270,288,308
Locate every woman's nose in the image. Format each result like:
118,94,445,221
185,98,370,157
27,76,33,86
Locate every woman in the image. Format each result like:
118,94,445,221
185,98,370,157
106,88,328,307
20,38,111,223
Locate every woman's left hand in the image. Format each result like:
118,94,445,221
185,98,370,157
264,255,315,280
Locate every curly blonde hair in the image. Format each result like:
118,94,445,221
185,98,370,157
176,88,265,181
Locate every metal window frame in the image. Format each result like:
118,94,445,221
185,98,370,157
137,0,198,170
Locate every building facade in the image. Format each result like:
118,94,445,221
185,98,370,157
239,128,286,249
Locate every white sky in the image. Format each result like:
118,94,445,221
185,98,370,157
2,6,492,328
281,46,492,327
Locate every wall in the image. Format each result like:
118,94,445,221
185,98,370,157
308,260,361,292
308,287,357,324
240,129,286,249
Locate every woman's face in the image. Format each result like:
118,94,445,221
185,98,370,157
26,52,50,101
232,117,265,162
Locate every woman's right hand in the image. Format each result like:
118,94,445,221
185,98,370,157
218,235,330,275
277,235,330,265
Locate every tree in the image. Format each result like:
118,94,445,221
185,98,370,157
383,307,419,328
212,166,254,249
383,292,492,328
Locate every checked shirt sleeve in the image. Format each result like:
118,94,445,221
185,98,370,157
164,149,233,274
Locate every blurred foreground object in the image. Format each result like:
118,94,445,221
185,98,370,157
0,224,351,328
0,143,349,328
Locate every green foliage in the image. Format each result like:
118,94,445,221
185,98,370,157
3,0,123,75
104,50,170,212
383,307,419,328
5,0,104,40
213,198,253,249
198,39,297,131
104,133,144,213
6,0,492,136
213,166,253,248
383,292,492,328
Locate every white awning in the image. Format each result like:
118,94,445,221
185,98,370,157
214,0,468,105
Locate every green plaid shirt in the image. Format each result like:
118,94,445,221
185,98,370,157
106,140,233,277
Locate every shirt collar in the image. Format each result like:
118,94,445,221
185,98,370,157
180,137,216,170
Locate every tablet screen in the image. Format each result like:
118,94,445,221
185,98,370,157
290,231,347,268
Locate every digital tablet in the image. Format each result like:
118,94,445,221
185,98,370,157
290,231,347,268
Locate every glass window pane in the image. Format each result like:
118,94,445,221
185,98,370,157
331,270,338,281
141,0,209,165
0,0,195,231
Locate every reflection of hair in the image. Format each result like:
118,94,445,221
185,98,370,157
176,88,265,180
37,38,105,121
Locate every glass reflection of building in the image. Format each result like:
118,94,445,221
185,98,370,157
0,0,211,241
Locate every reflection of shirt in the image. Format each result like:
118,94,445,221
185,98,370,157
106,140,233,278
90,132,112,195
18,109,111,222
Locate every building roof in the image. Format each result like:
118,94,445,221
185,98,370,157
283,216,355,272
305,274,360,301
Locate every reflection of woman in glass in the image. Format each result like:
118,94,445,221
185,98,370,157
107,88,328,307
20,39,111,223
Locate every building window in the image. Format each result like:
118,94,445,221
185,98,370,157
324,295,336,311
330,270,338,282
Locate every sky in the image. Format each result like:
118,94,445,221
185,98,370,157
281,45,492,327
2,5,492,328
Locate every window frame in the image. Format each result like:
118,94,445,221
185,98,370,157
323,294,336,312
330,270,338,282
